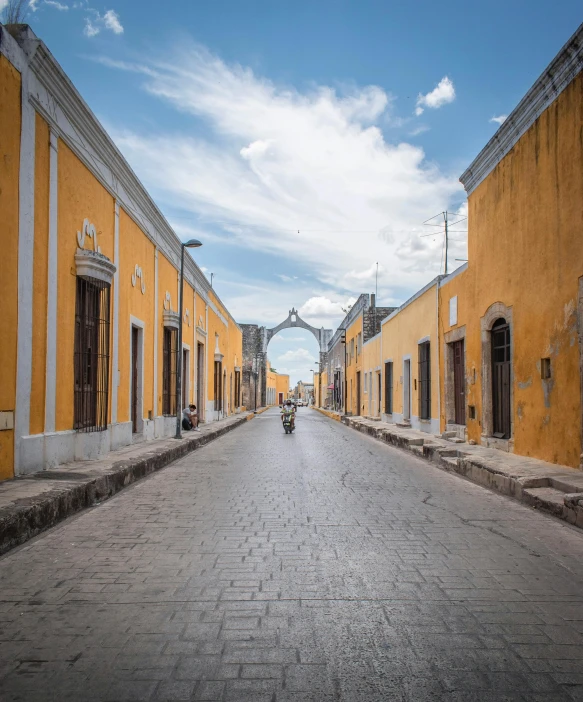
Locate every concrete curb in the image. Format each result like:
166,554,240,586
0,414,255,556
311,406,342,422
339,416,583,530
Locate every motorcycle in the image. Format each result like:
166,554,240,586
282,411,295,434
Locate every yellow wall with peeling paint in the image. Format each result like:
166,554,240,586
439,71,583,467
0,55,21,480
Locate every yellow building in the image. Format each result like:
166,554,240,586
265,361,289,406
362,333,381,418
276,372,290,406
0,25,242,481
379,279,441,433
439,24,583,467
341,294,395,416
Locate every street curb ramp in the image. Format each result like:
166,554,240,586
0,415,251,556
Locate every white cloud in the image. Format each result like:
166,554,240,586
277,348,314,363
84,8,123,37
103,8,123,33
84,18,99,36
28,0,39,11
415,76,455,116
45,0,68,9
490,114,507,125
102,44,463,318
343,263,383,284
409,125,430,136
270,335,306,343
299,296,358,320
0,0,10,10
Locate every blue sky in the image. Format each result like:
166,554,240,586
8,0,582,385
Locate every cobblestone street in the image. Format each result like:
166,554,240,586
2,407,583,701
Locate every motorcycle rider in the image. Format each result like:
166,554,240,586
281,399,296,430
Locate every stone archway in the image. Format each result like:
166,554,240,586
262,308,332,354
240,309,333,410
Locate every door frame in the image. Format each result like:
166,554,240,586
196,341,205,422
129,317,145,435
444,326,466,428
403,356,411,421
480,302,514,450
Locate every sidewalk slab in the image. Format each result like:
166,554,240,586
0,412,260,556
334,414,583,529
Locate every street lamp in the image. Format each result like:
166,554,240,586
175,238,203,439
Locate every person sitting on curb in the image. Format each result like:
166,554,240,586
182,404,200,432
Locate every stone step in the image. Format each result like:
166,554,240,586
522,486,566,517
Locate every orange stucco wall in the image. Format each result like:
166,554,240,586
440,71,583,467
345,316,363,415
30,114,50,436
56,141,115,431
118,209,156,423
0,55,21,479
157,251,179,416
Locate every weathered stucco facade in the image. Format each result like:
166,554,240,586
0,25,242,481
439,27,583,467
380,279,441,434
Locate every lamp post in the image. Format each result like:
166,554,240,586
175,238,203,439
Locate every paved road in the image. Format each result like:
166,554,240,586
2,408,583,702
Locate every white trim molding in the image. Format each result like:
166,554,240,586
461,23,583,195
14,56,36,475
111,201,120,424
75,248,116,284
44,128,59,434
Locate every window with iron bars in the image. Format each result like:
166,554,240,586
162,327,178,416
418,341,431,420
74,276,111,432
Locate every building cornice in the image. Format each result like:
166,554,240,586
382,275,443,326
1,25,236,315
460,23,583,195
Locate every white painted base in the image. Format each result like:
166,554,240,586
205,401,225,422
17,415,185,475
382,413,439,434
410,416,440,434
111,421,133,451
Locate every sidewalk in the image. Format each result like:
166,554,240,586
314,408,583,529
0,410,265,556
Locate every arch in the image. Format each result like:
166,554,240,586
480,301,513,445
262,308,333,354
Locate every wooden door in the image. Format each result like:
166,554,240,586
377,373,381,415
356,372,361,416
197,342,204,421
403,360,411,420
492,320,511,438
131,326,139,433
453,339,465,425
